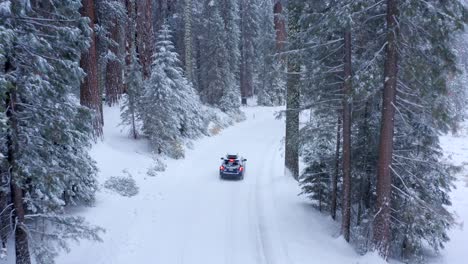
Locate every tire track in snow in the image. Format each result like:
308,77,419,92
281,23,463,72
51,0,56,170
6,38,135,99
254,136,291,264
224,180,236,264
267,140,294,264
250,135,277,264
255,135,293,264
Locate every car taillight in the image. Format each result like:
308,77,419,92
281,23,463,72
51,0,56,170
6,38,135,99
220,165,225,171
239,166,243,172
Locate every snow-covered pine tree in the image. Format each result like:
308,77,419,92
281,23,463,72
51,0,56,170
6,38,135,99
257,0,285,106
121,46,143,139
1,1,102,263
220,0,241,92
298,0,385,240
141,24,205,158
299,116,338,212
199,0,241,111
240,0,260,99
297,0,343,195
379,0,466,259
297,0,467,260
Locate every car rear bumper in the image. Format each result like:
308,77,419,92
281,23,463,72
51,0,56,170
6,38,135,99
220,171,243,179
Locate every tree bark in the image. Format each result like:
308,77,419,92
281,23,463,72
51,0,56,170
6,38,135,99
341,29,352,243
105,14,124,105
0,187,8,250
331,115,341,220
11,185,30,264
284,61,300,179
0,59,10,252
184,0,193,82
5,81,31,264
239,0,255,99
273,2,286,52
124,0,136,93
80,0,103,136
373,0,399,258
284,1,300,180
135,0,154,78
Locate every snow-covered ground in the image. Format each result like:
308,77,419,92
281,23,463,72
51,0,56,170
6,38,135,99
56,105,387,264
433,122,468,264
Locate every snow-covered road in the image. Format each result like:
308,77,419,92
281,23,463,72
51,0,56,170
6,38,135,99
56,106,384,264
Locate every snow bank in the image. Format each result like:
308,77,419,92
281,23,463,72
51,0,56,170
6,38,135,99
431,120,468,264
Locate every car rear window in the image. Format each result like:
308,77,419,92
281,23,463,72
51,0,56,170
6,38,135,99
224,160,239,166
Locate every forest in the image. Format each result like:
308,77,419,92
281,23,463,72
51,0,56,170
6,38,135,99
1,0,467,264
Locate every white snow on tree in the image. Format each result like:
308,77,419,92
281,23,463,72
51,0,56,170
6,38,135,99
141,24,206,159
121,45,144,139
0,1,102,263
199,0,241,112
257,59,286,106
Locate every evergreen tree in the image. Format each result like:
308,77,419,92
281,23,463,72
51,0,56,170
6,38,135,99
142,24,205,158
121,46,143,139
221,0,241,92
257,0,285,106
297,0,467,260
257,59,286,106
240,0,260,99
0,1,103,263
379,0,466,259
199,0,241,111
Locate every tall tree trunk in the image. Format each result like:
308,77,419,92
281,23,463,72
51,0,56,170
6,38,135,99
0,186,8,251
125,0,136,93
5,78,31,264
0,60,10,253
331,115,341,220
341,29,352,243
80,0,103,136
273,2,286,52
374,0,399,258
362,102,372,211
105,15,124,105
284,61,300,179
284,1,300,180
239,47,253,99
184,0,193,82
131,105,138,139
284,15,299,178
357,102,372,226
135,0,154,78
240,1,246,99
239,0,254,99
11,185,29,264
